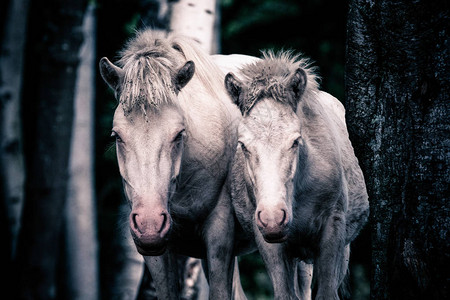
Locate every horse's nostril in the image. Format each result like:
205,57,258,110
279,209,287,226
159,213,168,233
257,210,268,228
131,213,143,234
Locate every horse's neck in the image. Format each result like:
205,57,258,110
296,92,347,192
297,93,341,163
180,75,240,129
178,76,240,172
175,52,242,172
297,93,324,129
298,91,340,132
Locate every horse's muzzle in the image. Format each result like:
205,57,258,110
129,209,171,255
133,235,168,256
256,206,290,243
261,230,289,243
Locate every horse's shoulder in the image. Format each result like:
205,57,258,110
300,91,354,190
313,93,368,215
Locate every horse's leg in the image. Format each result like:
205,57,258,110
203,186,236,299
337,244,350,298
202,243,247,299
143,250,180,299
254,225,298,300
314,211,347,300
296,261,313,300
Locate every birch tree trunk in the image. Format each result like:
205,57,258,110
169,0,218,54
65,4,99,299
14,0,88,298
211,0,221,55
345,1,449,299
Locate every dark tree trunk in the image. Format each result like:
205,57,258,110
0,0,29,294
14,0,87,298
345,1,449,299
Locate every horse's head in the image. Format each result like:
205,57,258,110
225,56,309,243
99,51,195,255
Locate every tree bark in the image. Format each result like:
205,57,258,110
14,0,87,298
65,3,99,299
345,1,449,299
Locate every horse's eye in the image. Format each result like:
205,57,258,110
111,131,123,143
239,142,250,155
173,129,185,144
291,139,299,149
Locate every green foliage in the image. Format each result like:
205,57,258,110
223,0,300,39
239,254,273,299
125,13,142,35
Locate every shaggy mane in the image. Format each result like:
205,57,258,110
115,30,228,118
238,50,320,114
116,31,184,115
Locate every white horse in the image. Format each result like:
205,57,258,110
99,30,255,299
225,51,369,300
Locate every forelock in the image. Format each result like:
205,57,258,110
115,31,185,116
237,50,319,115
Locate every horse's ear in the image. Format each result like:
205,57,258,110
225,72,242,106
99,57,124,92
289,68,307,100
175,61,195,91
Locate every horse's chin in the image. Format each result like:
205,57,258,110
131,229,170,256
262,233,289,244
135,242,168,256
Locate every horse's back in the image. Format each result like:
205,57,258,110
316,91,369,242
316,91,346,124
211,54,260,77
